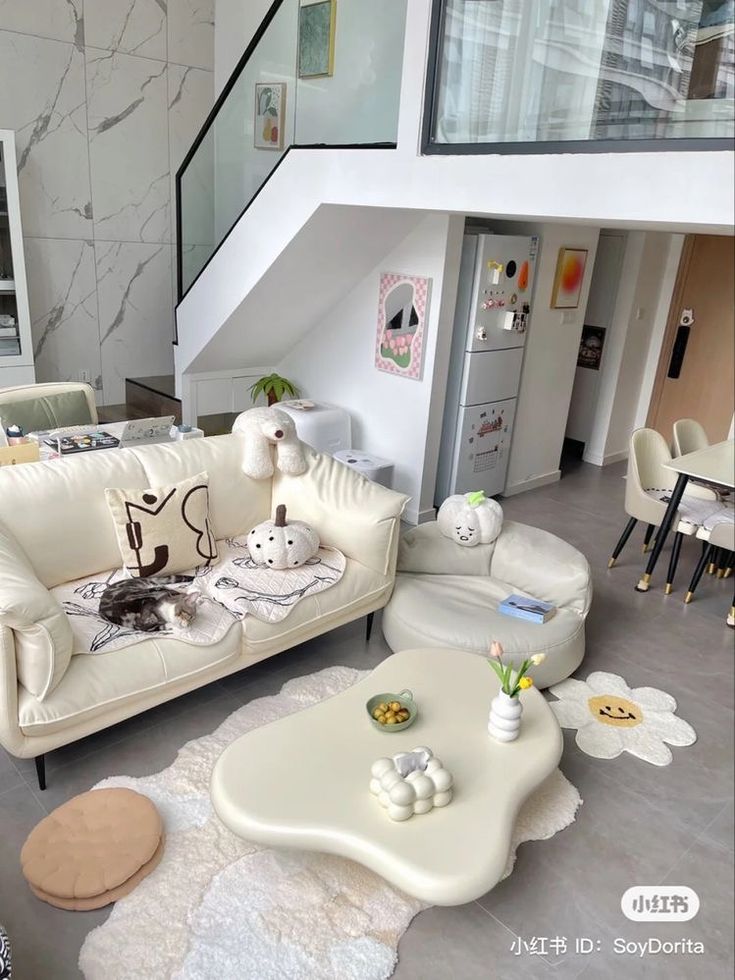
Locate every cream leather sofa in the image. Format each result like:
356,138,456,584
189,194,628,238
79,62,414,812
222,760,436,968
0,432,408,787
382,521,592,689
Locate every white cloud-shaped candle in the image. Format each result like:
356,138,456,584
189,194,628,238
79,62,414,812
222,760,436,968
369,746,453,821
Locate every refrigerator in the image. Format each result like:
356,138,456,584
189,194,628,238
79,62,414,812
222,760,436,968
435,233,538,504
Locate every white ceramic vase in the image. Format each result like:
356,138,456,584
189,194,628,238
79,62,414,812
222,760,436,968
488,691,523,742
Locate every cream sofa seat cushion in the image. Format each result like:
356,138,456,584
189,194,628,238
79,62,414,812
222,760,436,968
19,624,242,736
242,558,389,654
382,573,585,689
0,522,73,701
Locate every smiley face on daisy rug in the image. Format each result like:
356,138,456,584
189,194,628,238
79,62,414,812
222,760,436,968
548,672,696,767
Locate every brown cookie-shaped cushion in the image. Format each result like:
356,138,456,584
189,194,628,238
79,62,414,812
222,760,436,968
21,788,162,903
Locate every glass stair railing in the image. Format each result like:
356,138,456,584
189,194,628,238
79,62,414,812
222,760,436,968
176,0,408,304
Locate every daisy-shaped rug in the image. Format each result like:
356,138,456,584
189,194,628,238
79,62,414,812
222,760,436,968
548,672,696,766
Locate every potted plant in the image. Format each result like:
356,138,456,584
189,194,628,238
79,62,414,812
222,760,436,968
249,373,299,407
487,641,546,742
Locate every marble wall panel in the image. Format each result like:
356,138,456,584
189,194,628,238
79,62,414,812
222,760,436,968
84,0,167,61
0,0,84,46
168,0,215,70
1,1,213,402
0,30,92,239
25,238,102,389
86,49,171,244
96,241,175,403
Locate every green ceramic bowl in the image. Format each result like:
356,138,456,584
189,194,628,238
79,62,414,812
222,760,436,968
366,689,417,732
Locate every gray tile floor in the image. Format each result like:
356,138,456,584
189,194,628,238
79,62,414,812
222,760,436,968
1,460,733,979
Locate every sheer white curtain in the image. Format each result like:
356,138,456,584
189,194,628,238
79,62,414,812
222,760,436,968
434,0,522,143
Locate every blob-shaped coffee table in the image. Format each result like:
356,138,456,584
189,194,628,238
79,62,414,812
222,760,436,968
211,647,562,905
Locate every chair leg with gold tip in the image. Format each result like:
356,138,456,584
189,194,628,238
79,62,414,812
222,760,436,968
665,532,684,595
609,517,637,568
685,544,713,604
727,596,735,628
643,523,656,554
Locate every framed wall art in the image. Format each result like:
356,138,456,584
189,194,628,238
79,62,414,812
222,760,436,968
375,272,432,381
551,247,588,309
254,82,286,149
577,325,606,370
298,0,336,78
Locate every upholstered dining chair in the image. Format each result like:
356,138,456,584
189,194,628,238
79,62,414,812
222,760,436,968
672,418,709,458
609,428,720,594
685,518,735,605
0,382,97,434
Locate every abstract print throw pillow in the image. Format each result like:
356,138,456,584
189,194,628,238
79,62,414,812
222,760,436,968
105,471,218,577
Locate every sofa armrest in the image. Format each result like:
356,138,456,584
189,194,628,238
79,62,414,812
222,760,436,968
272,448,409,578
490,521,592,616
0,521,73,701
0,624,24,757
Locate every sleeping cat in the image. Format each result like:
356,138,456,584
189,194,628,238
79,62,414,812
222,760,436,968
99,576,199,632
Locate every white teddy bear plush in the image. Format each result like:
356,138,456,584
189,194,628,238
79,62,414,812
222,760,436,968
234,406,307,480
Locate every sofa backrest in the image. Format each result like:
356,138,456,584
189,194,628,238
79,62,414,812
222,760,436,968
0,433,270,587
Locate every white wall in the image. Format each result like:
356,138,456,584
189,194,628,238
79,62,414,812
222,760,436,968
487,221,601,495
277,212,464,523
565,231,626,444
583,232,681,464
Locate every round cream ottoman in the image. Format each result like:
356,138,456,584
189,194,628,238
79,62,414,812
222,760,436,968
21,788,163,911
382,520,591,689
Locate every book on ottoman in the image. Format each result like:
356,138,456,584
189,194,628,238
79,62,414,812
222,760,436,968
499,594,556,624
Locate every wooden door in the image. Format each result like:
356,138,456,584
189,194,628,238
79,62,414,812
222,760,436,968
648,235,735,443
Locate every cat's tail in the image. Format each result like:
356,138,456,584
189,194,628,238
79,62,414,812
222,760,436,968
148,574,195,585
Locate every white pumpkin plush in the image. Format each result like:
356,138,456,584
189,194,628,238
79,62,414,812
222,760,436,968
247,504,319,568
437,490,503,547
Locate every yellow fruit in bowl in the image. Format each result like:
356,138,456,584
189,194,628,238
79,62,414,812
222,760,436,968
385,716,398,725
372,707,383,720
389,701,401,713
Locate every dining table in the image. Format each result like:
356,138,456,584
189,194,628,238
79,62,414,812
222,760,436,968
635,439,735,593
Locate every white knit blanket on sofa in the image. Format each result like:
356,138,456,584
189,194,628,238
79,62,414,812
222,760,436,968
53,536,346,655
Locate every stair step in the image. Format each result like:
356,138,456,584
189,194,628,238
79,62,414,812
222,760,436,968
125,375,181,424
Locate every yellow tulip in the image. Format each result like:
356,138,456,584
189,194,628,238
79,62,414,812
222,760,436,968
518,676,533,690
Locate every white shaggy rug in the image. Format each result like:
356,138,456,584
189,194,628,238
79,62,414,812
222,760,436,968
80,666,582,980
549,671,697,766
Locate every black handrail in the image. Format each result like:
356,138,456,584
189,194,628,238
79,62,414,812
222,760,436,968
175,0,287,307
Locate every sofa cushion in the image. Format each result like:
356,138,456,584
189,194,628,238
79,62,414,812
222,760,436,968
0,450,149,587
18,623,241,736
243,557,389,652
105,471,217,577
0,522,72,701
382,573,585,689
131,433,270,540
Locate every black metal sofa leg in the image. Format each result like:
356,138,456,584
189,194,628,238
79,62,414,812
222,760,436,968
35,754,46,791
